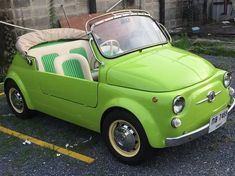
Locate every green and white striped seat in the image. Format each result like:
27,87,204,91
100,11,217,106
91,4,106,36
28,40,97,73
54,54,93,80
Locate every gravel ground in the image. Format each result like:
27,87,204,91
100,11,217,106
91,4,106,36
0,55,234,176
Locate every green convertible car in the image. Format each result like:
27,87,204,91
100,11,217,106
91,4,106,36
4,10,235,164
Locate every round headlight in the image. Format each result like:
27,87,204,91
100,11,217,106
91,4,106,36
229,87,235,97
171,118,182,128
223,72,232,88
173,96,185,114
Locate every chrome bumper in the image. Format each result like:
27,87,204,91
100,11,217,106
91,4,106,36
165,97,235,147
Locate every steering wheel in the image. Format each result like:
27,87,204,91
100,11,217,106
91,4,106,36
100,40,121,56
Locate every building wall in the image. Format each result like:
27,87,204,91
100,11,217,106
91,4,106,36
0,0,90,30
165,0,184,28
141,0,160,20
0,0,198,30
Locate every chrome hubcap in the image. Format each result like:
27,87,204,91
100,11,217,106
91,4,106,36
9,88,24,113
109,120,140,157
114,124,136,151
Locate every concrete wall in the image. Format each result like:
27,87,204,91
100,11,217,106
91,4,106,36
141,0,160,20
165,0,184,28
0,0,203,30
0,0,90,30
96,0,123,12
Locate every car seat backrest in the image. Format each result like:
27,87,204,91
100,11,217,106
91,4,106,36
61,40,97,69
70,48,88,60
54,54,93,80
41,53,59,73
28,40,97,72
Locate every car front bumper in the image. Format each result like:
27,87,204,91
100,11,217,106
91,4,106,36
165,96,235,147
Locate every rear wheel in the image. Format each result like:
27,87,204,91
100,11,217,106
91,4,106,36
102,110,152,164
5,81,33,119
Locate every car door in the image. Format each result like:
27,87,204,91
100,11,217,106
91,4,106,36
37,72,98,108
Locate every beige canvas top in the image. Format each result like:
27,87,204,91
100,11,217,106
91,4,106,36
16,28,87,56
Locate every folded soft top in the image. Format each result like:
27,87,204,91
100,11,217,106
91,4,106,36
16,28,87,56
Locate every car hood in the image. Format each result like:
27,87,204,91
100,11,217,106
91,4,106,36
106,46,216,92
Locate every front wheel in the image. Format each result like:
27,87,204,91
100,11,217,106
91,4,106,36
102,110,152,164
5,81,33,119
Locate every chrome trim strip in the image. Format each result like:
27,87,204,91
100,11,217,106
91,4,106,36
196,98,208,105
215,90,222,95
88,38,104,66
196,90,222,105
165,124,209,147
85,9,151,32
228,97,235,113
158,22,172,43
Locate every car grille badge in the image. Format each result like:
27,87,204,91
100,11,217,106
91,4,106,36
207,91,215,103
196,90,222,105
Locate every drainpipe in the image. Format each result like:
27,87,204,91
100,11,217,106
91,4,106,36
88,0,97,14
159,0,165,25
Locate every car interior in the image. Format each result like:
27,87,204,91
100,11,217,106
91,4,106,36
28,39,99,81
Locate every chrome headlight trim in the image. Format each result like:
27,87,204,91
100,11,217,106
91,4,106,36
172,96,185,114
223,72,232,88
229,87,234,97
171,118,182,128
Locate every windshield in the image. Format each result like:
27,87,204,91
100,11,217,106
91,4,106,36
92,15,167,58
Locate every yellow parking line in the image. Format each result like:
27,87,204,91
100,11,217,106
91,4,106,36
0,125,95,164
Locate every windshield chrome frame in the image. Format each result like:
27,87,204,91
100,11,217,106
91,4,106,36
86,10,170,59
85,9,151,32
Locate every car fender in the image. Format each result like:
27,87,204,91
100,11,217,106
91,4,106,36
101,97,165,148
5,71,34,110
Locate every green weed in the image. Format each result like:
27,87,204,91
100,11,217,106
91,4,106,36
173,34,235,57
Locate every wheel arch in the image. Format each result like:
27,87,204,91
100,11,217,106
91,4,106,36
101,107,132,133
4,75,34,110
100,98,163,148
